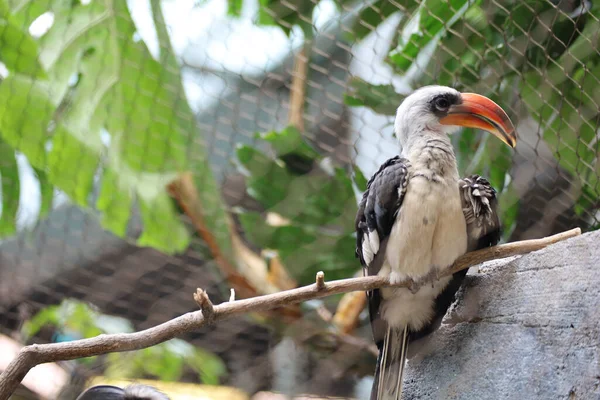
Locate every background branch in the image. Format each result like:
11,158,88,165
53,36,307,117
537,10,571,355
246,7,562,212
167,173,259,299
0,228,581,400
288,45,309,132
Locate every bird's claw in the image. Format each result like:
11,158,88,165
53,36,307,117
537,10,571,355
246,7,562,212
408,270,440,294
408,279,423,294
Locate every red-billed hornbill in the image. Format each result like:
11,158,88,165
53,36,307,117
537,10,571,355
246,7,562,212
355,86,516,400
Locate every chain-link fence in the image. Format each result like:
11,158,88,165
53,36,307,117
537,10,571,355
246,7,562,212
0,0,598,399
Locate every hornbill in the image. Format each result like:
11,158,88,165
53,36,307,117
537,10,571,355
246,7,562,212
355,86,516,400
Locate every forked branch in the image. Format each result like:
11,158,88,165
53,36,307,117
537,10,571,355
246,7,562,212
0,228,581,399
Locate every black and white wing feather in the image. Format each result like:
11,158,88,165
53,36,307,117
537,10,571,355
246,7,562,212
460,174,502,251
355,156,411,400
355,156,410,340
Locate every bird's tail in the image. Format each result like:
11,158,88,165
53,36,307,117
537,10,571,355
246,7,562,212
371,325,409,400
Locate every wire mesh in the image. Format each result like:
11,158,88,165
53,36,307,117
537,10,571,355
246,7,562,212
0,0,598,399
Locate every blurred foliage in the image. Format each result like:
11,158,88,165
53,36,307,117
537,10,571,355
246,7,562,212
343,0,600,234
0,0,233,255
22,299,226,384
235,126,365,285
227,0,344,36
225,0,600,238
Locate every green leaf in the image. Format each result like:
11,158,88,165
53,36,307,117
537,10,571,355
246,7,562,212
574,185,600,217
235,130,365,286
106,339,226,384
227,0,243,16
541,97,598,190
96,168,132,237
521,18,600,112
186,345,228,385
137,194,189,254
21,304,61,339
0,0,9,16
0,1,236,254
47,125,99,206
255,0,316,37
24,299,226,384
193,156,235,262
498,185,520,240
238,212,316,257
347,0,417,41
284,233,357,285
290,168,355,227
33,167,53,218
353,164,368,192
21,299,103,340
344,77,404,115
0,14,45,77
237,145,292,208
0,75,55,169
261,125,320,163
452,128,480,173
388,0,471,72
0,139,19,236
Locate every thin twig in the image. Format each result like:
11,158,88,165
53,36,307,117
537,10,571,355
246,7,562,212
193,289,215,323
0,228,581,399
316,271,325,290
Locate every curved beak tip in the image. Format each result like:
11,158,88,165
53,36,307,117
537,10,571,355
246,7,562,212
441,92,517,149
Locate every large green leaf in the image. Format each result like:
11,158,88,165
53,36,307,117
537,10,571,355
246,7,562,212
0,12,45,77
0,75,54,169
0,1,231,253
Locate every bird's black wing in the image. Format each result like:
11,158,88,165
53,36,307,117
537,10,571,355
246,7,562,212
355,156,410,345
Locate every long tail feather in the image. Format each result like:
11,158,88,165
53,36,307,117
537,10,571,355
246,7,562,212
371,326,409,400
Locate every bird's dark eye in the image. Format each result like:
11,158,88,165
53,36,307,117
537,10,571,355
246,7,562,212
435,97,450,111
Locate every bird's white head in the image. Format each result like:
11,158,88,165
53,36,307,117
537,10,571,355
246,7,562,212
394,85,516,152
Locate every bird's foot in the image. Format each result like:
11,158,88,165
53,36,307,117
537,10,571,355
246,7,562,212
407,278,423,294
388,271,406,286
407,270,440,294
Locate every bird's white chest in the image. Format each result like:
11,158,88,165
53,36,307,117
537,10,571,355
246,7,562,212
378,176,468,330
383,176,467,278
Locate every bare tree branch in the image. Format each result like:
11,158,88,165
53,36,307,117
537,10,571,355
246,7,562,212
0,228,581,399
288,45,309,132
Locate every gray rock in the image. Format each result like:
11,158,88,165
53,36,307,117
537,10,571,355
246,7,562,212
403,230,600,400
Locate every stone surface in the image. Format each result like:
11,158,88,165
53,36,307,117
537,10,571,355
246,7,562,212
403,230,600,400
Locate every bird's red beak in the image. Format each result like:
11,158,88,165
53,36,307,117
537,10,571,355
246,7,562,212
439,93,517,148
